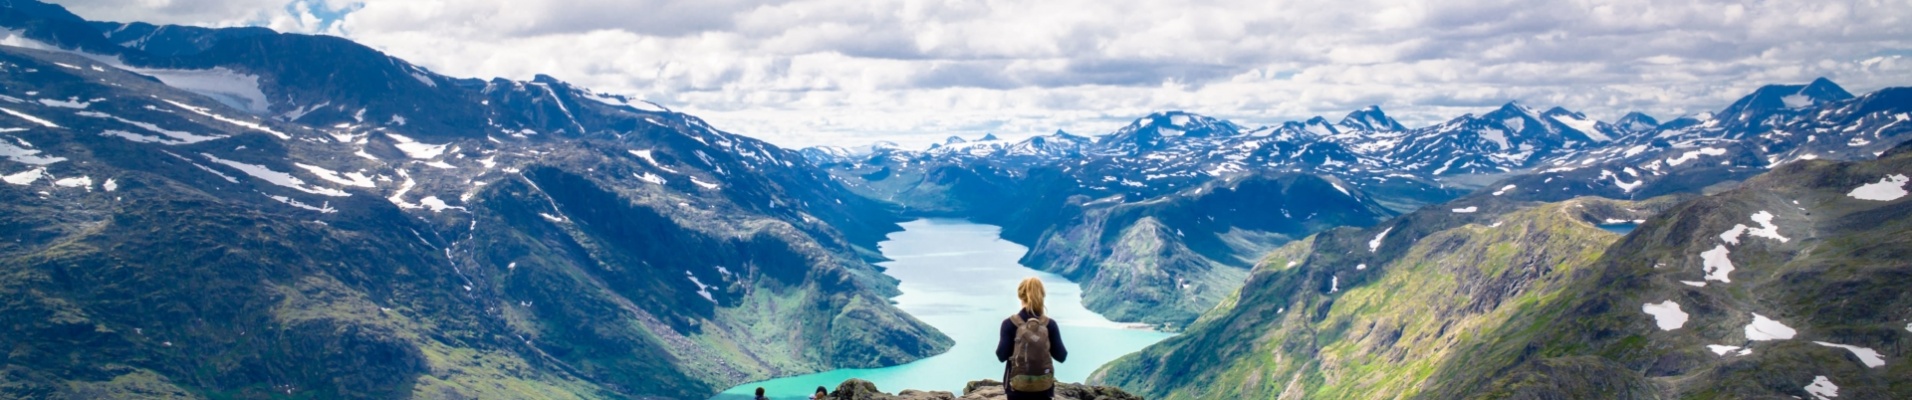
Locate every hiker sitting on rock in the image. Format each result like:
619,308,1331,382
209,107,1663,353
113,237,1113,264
996,277,1068,400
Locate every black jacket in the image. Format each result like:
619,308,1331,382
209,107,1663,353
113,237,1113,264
996,308,1067,399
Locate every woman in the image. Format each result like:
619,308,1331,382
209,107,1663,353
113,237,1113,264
995,277,1068,400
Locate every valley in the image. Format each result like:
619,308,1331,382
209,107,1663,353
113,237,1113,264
0,1,1908,399
713,220,1172,400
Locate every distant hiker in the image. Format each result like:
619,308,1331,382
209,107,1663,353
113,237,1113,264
810,386,828,399
754,387,768,400
996,277,1068,400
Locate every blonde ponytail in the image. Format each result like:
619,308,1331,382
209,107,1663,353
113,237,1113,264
1017,277,1046,316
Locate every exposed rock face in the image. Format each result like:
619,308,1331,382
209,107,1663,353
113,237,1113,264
825,379,1143,400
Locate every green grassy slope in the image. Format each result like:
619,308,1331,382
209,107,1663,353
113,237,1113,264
1092,195,1673,398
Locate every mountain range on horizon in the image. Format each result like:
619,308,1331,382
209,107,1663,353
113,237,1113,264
0,0,1908,399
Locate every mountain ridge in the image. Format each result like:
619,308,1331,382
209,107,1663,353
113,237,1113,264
0,1,951,398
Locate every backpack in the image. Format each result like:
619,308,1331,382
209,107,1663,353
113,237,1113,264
1007,314,1055,392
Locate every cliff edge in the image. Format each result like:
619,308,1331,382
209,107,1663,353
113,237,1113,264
820,379,1143,400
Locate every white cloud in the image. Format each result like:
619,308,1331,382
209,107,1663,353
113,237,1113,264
47,0,1912,149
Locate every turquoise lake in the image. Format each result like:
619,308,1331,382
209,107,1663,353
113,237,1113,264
713,219,1175,399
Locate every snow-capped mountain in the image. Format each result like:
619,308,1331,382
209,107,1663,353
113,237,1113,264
1336,105,1408,132
816,77,1908,203
807,77,1910,328
0,2,950,399
1097,110,1249,155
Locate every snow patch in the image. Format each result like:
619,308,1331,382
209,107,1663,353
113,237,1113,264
386,134,447,159
0,138,64,165
1680,280,1707,287
419,196,466,213
0,107,59,128
52,175,90,190
1812,342,1886,368
1805,376,1838,400
162,100,287,139
1706,345,1751,356
690,177,719,190
142,68,272,114
79,111,225,144
295,164,376,188
2,167,43,185
409,72,436,88
1745,211,1788,242
686,272,715,303
1452,206,1478,213
630,149,679,173
386,171,418,208
36,97,92,109
1719,224,1750,245
1664,148,1726,167
102,178,117,192
1479,127,1510,150
1612,174,1642,193
1744,313,1797,341
1701,244,1735,283
1549,113,1611,141
1847,174,1908,201
636,172,666,185
1355,263,1367,270
1641,300,1688,330
268,195,334,213
202,154,349,197
1493,185,1516,196
1368,227,1392,252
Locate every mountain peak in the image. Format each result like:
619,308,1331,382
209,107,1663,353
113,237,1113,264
1496,101,1538,116
1714,77,1858,128
1337,105,1406,131
1615,112,1660,133
981,133,1000,141
944,136,968,145
1801,76,1854,102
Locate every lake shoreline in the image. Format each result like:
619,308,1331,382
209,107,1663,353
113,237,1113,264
713,219,1174,400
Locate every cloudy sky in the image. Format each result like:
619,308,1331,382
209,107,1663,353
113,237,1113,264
50,0,1912,149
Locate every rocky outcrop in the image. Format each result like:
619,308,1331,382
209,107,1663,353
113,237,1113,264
824,379,1144,400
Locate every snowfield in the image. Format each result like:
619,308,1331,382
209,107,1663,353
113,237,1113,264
1812,342,1886,368
1700,245,1735,283
0,137,65,165
1847,174,1908,201
202,154,349,197
1805,376,1838,400
1641,300,1688,330
1744,313,1798,341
